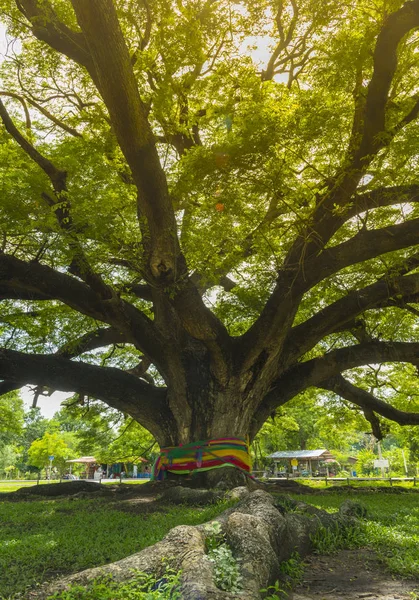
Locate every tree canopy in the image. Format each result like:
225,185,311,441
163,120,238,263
0,390,23,439
27,430,74,470
0,0,418,446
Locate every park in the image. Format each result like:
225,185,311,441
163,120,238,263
0,0,419,597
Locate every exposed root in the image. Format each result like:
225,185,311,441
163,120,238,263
26,489,363,600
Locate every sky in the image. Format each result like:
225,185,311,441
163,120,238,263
0,23,6,55
20,387,71,418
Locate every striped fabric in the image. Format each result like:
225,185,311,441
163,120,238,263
151,437,252,481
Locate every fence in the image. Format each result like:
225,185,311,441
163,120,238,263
2,474,417,487
264,475,417,486
0,474,151,486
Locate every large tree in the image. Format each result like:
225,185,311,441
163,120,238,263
0,0,419,450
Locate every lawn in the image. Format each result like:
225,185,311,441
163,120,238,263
0,480,61,493
0,494,233,599
101,479,150,485
0,479,150,493
297,477,419,490
290,491,419,579
2,487,418,599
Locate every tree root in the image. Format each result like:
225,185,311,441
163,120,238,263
26,489,362,599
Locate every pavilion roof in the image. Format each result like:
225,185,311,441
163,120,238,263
66,456,97,464
267,449,334,460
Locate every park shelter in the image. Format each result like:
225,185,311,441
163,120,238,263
106,457,148,478
66,456,97,478
66,456,96,464
266,449,336,476
66,456,149,479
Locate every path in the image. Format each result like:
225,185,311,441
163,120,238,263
292,549,419,600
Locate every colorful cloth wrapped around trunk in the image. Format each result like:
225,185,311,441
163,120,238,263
151,437,252,481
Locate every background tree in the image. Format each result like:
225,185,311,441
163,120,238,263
254,391,370,458
355,448,377,476
96,419,155,466
0,444,20,477
0,0,418,457
0,390,23,444
15,407,49,473
53,402,156,464
0,391,23,477
51,403,119,458
27,431,75,473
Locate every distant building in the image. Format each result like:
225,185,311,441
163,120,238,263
66,456,149,479
266,449,337,476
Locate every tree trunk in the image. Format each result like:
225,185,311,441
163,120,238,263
158,341,253,447
156,388,252,489
151,351,258,488
160,385,254,448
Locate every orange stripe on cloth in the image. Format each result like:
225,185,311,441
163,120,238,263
151,437,252,480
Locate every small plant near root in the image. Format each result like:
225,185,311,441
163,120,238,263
204,520,242,593
279,552,304,585
310,522,366,554
260,553,305,600
46,568,182,599
260,579,288,600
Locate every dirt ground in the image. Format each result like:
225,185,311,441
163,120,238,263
110,494,164,513
292,549,419,600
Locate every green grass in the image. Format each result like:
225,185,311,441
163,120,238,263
290,492,419,578
0,496,234,599
0,479,150,493
0,481,61,493
3,486,418,599
47,569,183,600
298,478,419,490
101,479,149,485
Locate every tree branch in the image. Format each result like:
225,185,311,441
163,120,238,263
239,216,419,370
362,408,384,440
354,0,419,166
25,95,82,137
262,0,299,81
13,0,232,369
56,328,129,359
283,271,419,363
301,2,419,249
15,0,94,72
302,217,419,290
0,89,82,137
0,348,175,442
70,0,180,284
0,327,132,403
241,2,419,368
0,254,166,366
320,374,419,429
341,185,419,225
251,341,419,436
0,96,113,299
0,97,67,190
123,282,153,302
69,1,232,363
0,91,31,128
0,380,22,396
2,96,138,318
0,285,50,301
